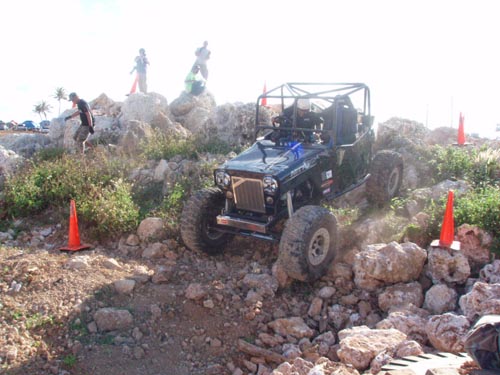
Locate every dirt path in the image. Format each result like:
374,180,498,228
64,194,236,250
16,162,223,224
0,234,299,375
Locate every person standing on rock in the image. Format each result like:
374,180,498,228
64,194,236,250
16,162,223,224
185,65,206,95
193,41,210,80
130,48,150,93
64,92,94,153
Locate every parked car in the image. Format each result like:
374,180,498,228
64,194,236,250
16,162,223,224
6,121,17,129
40,120,50,133
19,120,40,132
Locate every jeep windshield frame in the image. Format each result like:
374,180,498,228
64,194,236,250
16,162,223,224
255,82,371,146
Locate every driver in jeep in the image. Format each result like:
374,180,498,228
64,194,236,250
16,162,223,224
271,98,323,143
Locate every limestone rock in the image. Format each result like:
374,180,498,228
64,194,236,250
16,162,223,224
354,242,427,291
423,284,458,314
268,317,315,339
426,248,470,284
120,92,169,125
376,308,429,344
94,308,133,332
480,260,500,283
458,281,500,320
337,326,407,370
137,217,165,242
425,313,470,352
378,282,423,312
456,224,493,274
114,279,136,295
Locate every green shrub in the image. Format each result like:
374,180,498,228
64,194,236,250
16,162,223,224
139,130,242,161
425,145,500,188
78,179,139,237
139,130,198,160
454,186,500,251
33,147,67,162
3,150,139,237
427,145,476,182
194,135,242,155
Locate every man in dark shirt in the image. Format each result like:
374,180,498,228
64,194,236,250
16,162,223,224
130,48,150,93
64,92,94,153
272,98,323,142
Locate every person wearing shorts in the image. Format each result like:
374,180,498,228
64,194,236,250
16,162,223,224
64,92,95,153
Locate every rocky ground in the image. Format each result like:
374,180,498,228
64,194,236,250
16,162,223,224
1,225,291,375
1,182,496,375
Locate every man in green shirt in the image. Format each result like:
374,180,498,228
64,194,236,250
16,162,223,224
185,65,205,95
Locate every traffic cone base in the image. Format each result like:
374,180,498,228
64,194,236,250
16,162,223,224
430,239,461,251
59,200,91,252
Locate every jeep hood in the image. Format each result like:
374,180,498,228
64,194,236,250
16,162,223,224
220,140,323,177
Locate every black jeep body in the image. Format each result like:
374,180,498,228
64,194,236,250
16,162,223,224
181,83,403,281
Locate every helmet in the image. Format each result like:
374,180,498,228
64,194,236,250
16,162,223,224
297,98,310,111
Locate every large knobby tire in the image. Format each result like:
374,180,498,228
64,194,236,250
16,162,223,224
180,187,233,255
366,150,403,206
278,206,338,282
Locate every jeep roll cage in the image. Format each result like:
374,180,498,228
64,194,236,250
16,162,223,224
255,82,372,146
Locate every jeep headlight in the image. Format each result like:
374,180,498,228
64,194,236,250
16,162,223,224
263,176,278,195
215,170,231,188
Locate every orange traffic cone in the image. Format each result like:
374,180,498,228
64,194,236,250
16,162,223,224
457,112,465,145
261,82,267,106
129,74,139,94
60,199,91,252
431,190,460,251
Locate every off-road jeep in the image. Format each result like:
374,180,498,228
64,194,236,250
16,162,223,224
181,83,403,281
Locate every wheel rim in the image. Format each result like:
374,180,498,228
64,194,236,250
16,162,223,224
387,167,401,197
308,228,330,266
202,212,224,241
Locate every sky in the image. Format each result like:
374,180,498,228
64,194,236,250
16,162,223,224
1,0,499,138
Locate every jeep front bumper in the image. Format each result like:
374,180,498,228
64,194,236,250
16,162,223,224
216,215,268,234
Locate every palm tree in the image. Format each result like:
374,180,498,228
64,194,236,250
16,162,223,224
33,101,52,121
53,87,67,115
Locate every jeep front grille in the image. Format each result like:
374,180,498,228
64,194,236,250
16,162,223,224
231,177,265,213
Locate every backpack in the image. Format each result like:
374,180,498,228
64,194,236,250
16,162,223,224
464,315,500,370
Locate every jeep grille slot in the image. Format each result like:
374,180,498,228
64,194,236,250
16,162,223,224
231,177,265,213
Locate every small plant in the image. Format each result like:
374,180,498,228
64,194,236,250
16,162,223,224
11,310,23,320
324,205,360,226
63,354,77,367
25,313,54,330
96,334,115,346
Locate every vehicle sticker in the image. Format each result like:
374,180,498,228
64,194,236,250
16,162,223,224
321,170,333,181
321,179,333,188
290,165,305,178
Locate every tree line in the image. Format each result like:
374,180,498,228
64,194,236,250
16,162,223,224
32,87,67,121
